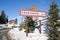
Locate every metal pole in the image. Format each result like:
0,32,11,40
39,20,41,33
26,17,28,37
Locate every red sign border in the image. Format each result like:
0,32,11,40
20,10,47,17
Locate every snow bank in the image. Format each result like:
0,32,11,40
8,27,48,40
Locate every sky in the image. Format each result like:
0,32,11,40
0,0,60,24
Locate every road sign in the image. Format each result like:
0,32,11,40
20,9,46,36
20,10,46,17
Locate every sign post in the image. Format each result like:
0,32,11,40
39,20,41,33
26,17,28,37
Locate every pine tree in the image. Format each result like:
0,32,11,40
15,18,17,24
1,10,6,24
47,0,59,40
27,16,35,33
6,16,8,23
0,10,8,24
0,16,1,23
19,21,25,30
56,12,60,40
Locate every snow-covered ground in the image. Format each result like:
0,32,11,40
8,25,49,40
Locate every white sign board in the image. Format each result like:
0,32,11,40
20,10,46,17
